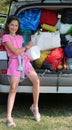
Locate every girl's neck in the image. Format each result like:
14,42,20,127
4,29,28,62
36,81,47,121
10,33,16,36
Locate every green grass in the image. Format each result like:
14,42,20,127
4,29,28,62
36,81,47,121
0,94,72,130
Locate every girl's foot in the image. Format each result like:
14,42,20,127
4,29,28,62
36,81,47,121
30,104,41,122
6,118,16,127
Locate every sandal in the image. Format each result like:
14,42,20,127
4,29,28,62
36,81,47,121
6,119,16,127
30,104,41,122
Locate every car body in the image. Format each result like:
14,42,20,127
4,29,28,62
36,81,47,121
0,0,72,93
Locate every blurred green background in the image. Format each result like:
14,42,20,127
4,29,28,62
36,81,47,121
0,0,10,25
0,0,10,14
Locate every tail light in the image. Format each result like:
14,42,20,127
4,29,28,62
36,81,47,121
0,44,5,51
1,69,7,74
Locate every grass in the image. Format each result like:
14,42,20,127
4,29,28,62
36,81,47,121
0,94,72,130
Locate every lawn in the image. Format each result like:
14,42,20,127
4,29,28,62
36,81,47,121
0,94,72,130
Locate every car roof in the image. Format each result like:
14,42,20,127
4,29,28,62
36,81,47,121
13,0,72,4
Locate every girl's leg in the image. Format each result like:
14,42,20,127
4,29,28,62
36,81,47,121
26,68,40,121
7,76,20,126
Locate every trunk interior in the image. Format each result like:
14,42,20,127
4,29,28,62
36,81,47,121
1,4,72,88
14,5,72,74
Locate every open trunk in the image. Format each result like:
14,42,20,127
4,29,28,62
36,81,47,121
0,0,72,93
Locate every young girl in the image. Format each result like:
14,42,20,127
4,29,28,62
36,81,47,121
2,15,41,127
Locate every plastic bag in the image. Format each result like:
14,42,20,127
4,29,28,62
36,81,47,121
61,9,72,24
22,29,32,46
31,31,61,50
26,45,40,61
18,8,41,30
65,42,72,57
45,48,65,69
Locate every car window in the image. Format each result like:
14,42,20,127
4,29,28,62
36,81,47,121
0,14,8,29
0,17,6,28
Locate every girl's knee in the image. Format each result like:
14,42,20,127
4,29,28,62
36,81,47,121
10,83,18,93
33,76,40,86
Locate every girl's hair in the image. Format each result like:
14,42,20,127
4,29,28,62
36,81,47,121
4,15,22,35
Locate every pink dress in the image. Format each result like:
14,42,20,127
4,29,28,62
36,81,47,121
2,34,33,77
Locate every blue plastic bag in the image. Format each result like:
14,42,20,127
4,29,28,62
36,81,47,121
18,8,41,30
65,42,72,57
22,29,32,46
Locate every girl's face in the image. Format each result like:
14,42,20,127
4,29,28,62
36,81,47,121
8,20,19,35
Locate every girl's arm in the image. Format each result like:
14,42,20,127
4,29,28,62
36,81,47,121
5,41,26,55
26,41,34,49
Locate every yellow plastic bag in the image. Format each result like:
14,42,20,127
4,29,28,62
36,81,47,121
34,50,51,68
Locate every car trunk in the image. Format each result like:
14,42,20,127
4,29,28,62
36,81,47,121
0,0,72,93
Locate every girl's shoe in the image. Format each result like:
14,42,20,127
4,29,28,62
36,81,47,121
30,104,41,122
6,119,16,127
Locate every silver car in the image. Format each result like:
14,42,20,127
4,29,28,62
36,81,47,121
0,0,72,93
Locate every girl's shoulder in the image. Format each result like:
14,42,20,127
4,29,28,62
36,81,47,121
3,34,24,42
3,34,10,37
3,34,13,40
2,34,11,41
16,34,24,41
3,34,22,39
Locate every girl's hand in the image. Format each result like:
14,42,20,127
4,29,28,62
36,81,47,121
24,41,34,51
27,41,34,49
24,46,28,51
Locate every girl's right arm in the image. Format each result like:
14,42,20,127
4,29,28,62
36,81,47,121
5,41,26,55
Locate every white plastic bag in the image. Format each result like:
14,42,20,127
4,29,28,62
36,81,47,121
59,23,72,34
26,45,40,61
31,31,61,50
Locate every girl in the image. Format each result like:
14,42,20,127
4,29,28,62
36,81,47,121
2,15,41,127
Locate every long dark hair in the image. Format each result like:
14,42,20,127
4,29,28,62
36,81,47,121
4,15,22,35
